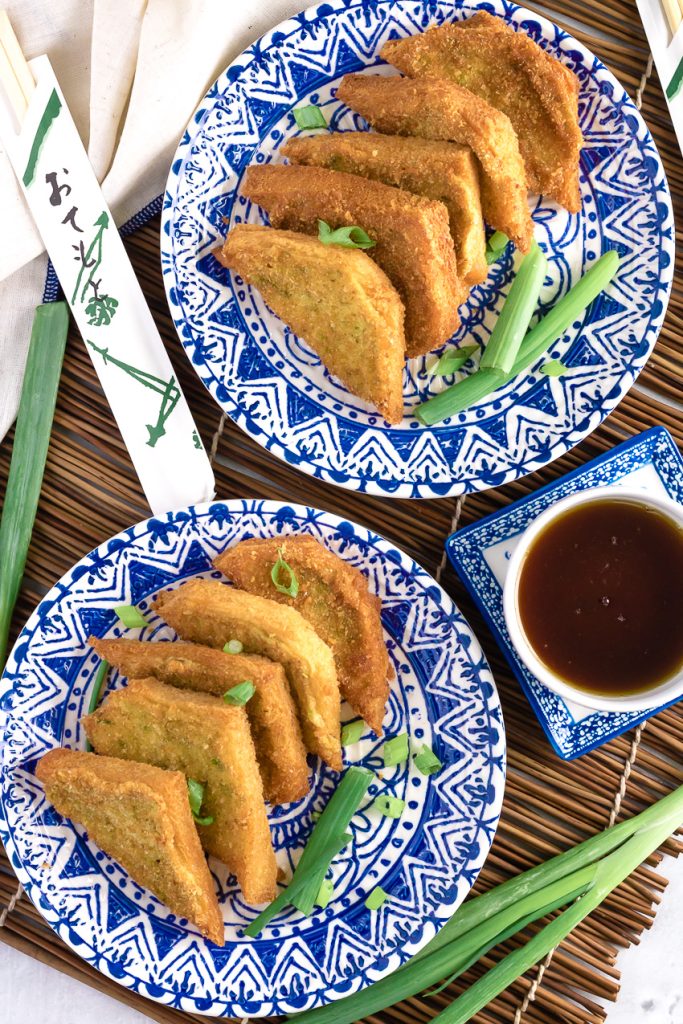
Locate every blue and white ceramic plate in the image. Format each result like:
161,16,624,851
0,501,505,1017
161,0,673,499
447,427,683,760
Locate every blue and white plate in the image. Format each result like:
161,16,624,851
161,0,673,499
447,427,683,760
0,501,505,1017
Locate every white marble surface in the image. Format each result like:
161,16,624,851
1,856,682,1023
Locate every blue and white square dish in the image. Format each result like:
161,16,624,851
447,427,683,759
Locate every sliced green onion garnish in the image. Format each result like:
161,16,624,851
293,104,328,130
187,778,214,826
415,250,620,425
85,659,109,750
541,359,567,376
414,744,443,776
271,547,300,598
383,733,409,768
223,681,255,706
480,241,547,374
429,344,478,377
374,795,405,819
365,886,388,910
114,604,147,628
245,766,372,936
223,638,243,654
341,719,365,746
0,303,69,670
316,878,334,909
318,219,376,250
485,231,509,265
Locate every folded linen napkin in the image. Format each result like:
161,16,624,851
0,0,305,440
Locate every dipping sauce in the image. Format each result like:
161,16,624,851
518,499,683,696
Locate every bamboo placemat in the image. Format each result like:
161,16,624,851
1,1,682,1021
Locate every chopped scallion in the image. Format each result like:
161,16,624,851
383,733,409,768
365,886,388,911
85,659,109,751
414,744,443,776
429,344,478,377
271,547,299,597
374,795,405,819
316,878,334,909
341,719,365,746
480,241,547,374
187,778,214,826
318,220,376,250
541,359,568,376
223,681,255,706
293,104,327,130
486,231,509,265
114,604,147,628
223,638,244,654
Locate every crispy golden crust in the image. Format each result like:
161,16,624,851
381,14,582,212
153,580,342,771
89,637,310,806
242,164,461,357
83,678,277,905
36,748,224,944
215,536,391,736
283,132,487,288
336,74,533,253
220,225,405,422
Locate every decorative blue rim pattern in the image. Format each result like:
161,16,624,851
161,0,673,499
447,427,683,760
0,501,505,1017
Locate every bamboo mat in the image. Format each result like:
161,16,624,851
1,1,683,1021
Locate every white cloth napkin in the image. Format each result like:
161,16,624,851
0,0,306,440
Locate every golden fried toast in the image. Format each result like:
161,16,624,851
83,678,277,905
382,13,582,212
220,225,405,422
283,132,487,288
154,580,343,770
336,74,533,252
243,164,462,357
89,637,310,806
215,536,390,736
36,748,224,945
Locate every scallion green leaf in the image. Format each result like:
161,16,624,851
365,886,388,910
0,303,69,670
480,241,547,374
223,638,243,654
429,345,478,377
114,604,147,628
85,659,109,750
271,547,299,597
315,878,334,909
293,104,328,130
383,733,409,768
415,250,620,425
318,220,376,250
540,359,568,376
341,719,365,746
187,778,214,826
373,795,405,819
223,681,255,706
414,744,442,776
486,231,509,265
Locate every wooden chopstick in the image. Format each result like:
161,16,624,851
662,0,683,39
0,10,34,122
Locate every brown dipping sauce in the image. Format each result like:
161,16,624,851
518,499,683,696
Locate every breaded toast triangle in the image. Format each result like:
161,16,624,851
84,678,277,905
89,636,310,806
215,536,390,736
219,225,405,422
243,164,462,357
336,74,533,253
154,579,343,770
36,748,224,945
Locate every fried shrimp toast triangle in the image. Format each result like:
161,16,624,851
89,637,310,806
243,164,462,357
220,225,404,422
84,678,277,904
36,748,224,945
215,536,391,735
283,132,487,288
154,580,343,770
381,13,582,212
336,74,533,253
